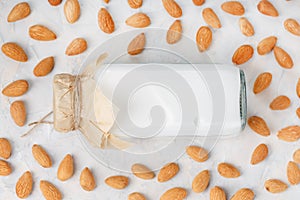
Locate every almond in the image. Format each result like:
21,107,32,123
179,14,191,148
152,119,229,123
29,25,57,41
80,167,96,191
217,163,240,178
277,125,300,142
7,2,31,22
247,116,270,136
210,186,226,200
296,78,300,98
192,0,205,6
48,0,62,6
33,56,55,77
127,33,146,56
269,95,291,110
231,188,254,200
105,175,129,189
0,138,11,159
40,180,62,200
57,154,74,181
16,171,33,199
98,8,115,34
232,44,254,65
166,20,182,44
257,36,277,55
284,19,300,36
128,0,143,9
196,26,212,52
202,8,221,29
192,170,210,193
158,162,179,182
221,1,245,16
32,144,52,168
103,0,110,3
64,0,80,24
0,160,12,176
131,163,155,180
293,149,300,164
162,0,182,18
257,0,279,17
250,143,268,165
1,42,28,62
287,161,300,185
128,192,146,200
296,108,300,119
264,179,288,193
186,145,209,162
160,187,187,200
10,101,26,127
239,17,255,37
274,46,294,69
2,80,29,97
253,72,272,94
65,38,87,56
126,13,151,28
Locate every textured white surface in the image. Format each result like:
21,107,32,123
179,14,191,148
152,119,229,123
0,0,300,199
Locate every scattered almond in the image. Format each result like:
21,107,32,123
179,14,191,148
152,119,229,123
186,145,209,162
287,161,300,185
48,0,62,6
80,167,96,191
277,125,300,142
7,2,31,22
64,0,81,24
253,72,272,94
232,44,254,65
196,26,212,52
2,80,29,97
103,0,110,3
128,0,143,9
202,8,221,29
210,186,226,200
127,33,146,56
131,163,155,180
248,116,270,136
166,20,182,44
34,56,55,77
250,143,268,165
126,13,151,28
40,180,62,200
16,171,33,199
160,187,187,200
217,163,240,178
29,25,57,41
264,179,288,193
239,17,255,37
296,78,300,98
257,36,277,55
231,188,254,200
1,42,28,62
10,101,26,127
32,144,52,168
257,0,279,17
273,46,293,69
293,149,300,164
296,108,300,119
98,8,115,33
65,38,87,56
0,160,12,176
162,0,182,18
284,19,300,36
128,192,146,200
221,1,245,16
192,170,210,193
158,162,179,182
0,138,11,159
270,95,291,110
57,154,74,181
192,0,205,6
105,175,129,189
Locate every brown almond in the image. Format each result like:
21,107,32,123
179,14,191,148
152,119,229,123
239,17,255,37
10,101,26,127
98,8,115,34
34,56,55,77
7,2,31,22
296,108,300,119
65,38,87,56
80,167,96,191
257,0,279,17
232,44,254,65
64,0,80,24
128,0,143,9
103,0,110,3
253,72,272,94
296,78,300,98
2,80,29,97
0,138,12,159
128,192,146,200
1,42,28,62
193,0,205,6
221,1,245,16
287,161,300,185
32,144,52,168
250,143,268,165
284,19,300,36
127,33,146,56
158,162,179,182
0,160,12,176
274,46,294,69
202,8,221,29
162,0,182,18
247,116,270,136
131,163,155,180
16,171,33,199
257,36,277,55
105,175,129,189
57,154,74,181
166,20,182,44
160,187,187,200
277,125,300,142
210,186,226,200
270,95,291,110
40,180,62,200
186,145,209,162
48,0,62,6
29,25,57,41
231,188,254,200
264,179,288,193
217,163,240,178
126,13,151,28
196,26,212,52
192,170,210,193
293,149,300,164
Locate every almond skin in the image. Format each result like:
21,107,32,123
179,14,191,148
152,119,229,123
257,0,279,17
269,95,291,110
131,163,155,180
10,101,26,127
126,13,151,28
40,180,62,200
128,0,143,9
160,187,187,200
293,149,300,164
264,179,288,193
277,125,300,142
192,170,210,193
231,188,254,200
0,138,12,159
29,25,57,41
16,171,33,199
0,160,12,176
251,143,268,165
48,0,62,6
232,44,254,65
1,42,28,62
284,19,300,36
202,8,221,29
2,80,29,97
34,56,55,77
296,78,300,98
257,36,277,55
210,186,226,200
80,167,96,191
7,2,31,22
128,33,146,56
65,38,87,56
247,116,270,137
221,1,245,16
98,8,115,34
158,162,179,182
105,175,129,189
186,145,209,162
217,163,240,178
196,26,212,52
287,161,300,185
32,144,52,168
167,20,182,44
128,192,146,200
162,0,182,18
64,0,80,24
239,17,255,37
253,72,272,94
273,46,294,69
57,154,74,181
193,0,205,6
